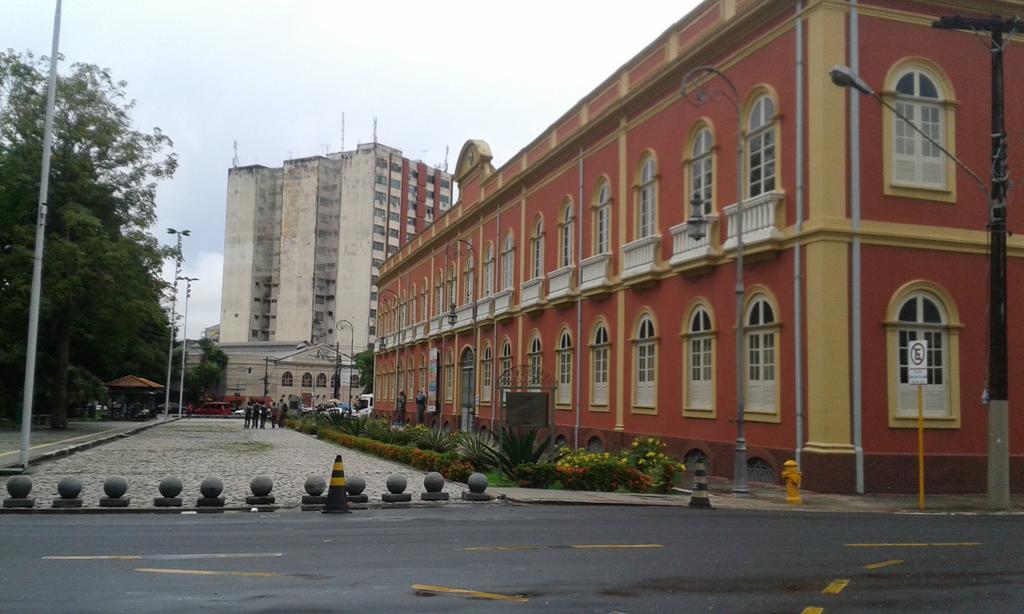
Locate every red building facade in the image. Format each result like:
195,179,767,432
374,0,1024,493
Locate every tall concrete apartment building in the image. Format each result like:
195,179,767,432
220,142,453,352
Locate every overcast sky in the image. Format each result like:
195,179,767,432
4,0,700,337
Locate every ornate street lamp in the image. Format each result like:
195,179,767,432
686,194,708,241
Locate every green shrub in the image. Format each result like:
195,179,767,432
496,427,556,481
340,415,372,437
623,436,686,493
416,427,459,454
457,431,499,471
515,462,560,488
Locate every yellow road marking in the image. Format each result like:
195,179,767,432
822,579,849,595
801,608,824,614
0,426,125,458
864,559,904,570
45,553,282,561
412,584,528,602
464,544,662,552
845,542,981,548
135,568,283,578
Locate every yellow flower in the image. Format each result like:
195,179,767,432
632,440,639,448
646,451,656,458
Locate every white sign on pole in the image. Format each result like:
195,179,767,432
908,339,929,385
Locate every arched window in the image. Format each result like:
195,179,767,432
316,373,327,388
397,361,404,397
559,200,574,268
590,324,610,406
330,373,339,390
420,278,428,322
481,343,493,402
636,155,657,239
410,284,417,323
499,339,512,406
745,296,777,413
690,127,714,214
418,355,427,394
483,243,494,298
502,232,515,290
634,316,657,408
896,292,949,417
463,255,475,304
530,217,545,280
281,371,293,387
686,306,714,411
434,270,444,316
301,372,313,388
556,330,573,405
447,266,457,309
892,68,945,188
528,334,543,386
747,95,776,198
444,351,454,402
593,179,611,255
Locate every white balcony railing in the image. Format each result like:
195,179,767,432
579,253,612,291
493,288,513,316
521,277,544,308
414,322,427,341
547,266,575,300
455,303,475,329
669,216,719,266
621,235,661,279
476,295,494,322
402,326,415,345
429,315,444,337
722,191,785,251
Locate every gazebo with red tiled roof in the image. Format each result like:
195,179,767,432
105,375,163,420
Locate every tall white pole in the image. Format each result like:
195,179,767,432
19,0,62,468
177,278,194,417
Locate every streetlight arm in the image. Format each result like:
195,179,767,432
829,65,988,195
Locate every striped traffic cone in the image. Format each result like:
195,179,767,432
688,461,712,509
322,454,351,514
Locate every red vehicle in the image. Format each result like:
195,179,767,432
193,401,233,416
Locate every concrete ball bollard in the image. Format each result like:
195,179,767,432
304,476,326,497
100,476,130,508
301,476,328,510
462,472,492,502
246,476,276,508
344,475,368,506
421,472,449,502
154,477,183,508
53,477,83,508
3,475,34,509
382,474,412,504
197,477,225,511
6,476,32,498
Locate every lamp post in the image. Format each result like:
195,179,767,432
163,228,190,417
176,276,198,418
446,238,476,431
336,319,354,408
681,66,749,495
830,63,1007,509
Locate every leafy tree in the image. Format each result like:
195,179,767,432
183,338,228,402
354,348,375,393
0,51,176,427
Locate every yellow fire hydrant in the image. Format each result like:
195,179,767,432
781,460,802,505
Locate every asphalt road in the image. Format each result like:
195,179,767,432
1,505,1020,613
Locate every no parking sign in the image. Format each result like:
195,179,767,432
908,339,929,385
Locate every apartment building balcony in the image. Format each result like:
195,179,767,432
454,303,476,330
722,191,785,252
669,215,719,266
492,288,513,318
579,253,613,294
520,277,545,310
476,295,494,323
402,326,416,346
546,266,575,303
621,235,661,280
414,321,427,341
429,314,445,338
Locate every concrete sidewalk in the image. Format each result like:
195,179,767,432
0,418,171,472
491,477,1024,515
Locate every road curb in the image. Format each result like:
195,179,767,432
1,419,176,473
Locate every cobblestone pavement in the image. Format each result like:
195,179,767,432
0,419,468,508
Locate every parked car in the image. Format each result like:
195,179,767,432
194,401,233,416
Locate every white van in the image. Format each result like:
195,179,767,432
356,393,374,417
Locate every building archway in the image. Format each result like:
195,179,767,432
459,348,476,431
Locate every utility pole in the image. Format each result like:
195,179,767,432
263,356,270,398
933,15,1019,511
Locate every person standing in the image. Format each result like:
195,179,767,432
243,403,252,429
270,404,279,429
414,389,426,425
396,390,407,426
259,404,267,429
278,404,287,429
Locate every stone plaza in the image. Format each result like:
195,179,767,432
1,419,468,508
